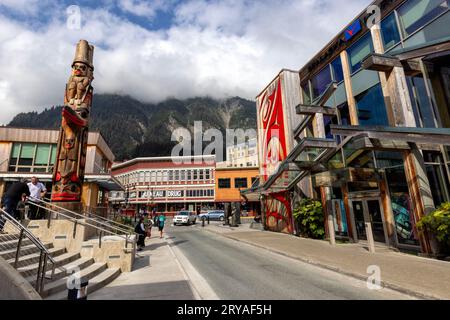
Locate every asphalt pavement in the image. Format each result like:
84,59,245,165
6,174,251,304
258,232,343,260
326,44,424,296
166,222,415,300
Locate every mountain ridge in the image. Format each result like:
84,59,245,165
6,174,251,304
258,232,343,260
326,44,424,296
7,94,257,161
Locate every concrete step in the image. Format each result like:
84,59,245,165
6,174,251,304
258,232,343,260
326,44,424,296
0,238,32,250
19,251,81,278
45,267,121,300
7,247,65,268
40,262,108,298
1,242,53,261
0,233,20,242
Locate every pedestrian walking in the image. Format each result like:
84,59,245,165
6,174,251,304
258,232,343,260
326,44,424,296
135,216,146,251
153,213,159,229
158,213,166,239
27,177,47,220
146,217,153,238
2,179,30,221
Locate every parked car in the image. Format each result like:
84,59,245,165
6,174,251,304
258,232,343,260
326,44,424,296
199,210,225,221
173,211,197,225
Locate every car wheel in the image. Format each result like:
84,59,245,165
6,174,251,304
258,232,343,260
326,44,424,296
220,216,224,222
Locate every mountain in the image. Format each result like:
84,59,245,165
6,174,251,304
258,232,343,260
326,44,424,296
8,94,257,161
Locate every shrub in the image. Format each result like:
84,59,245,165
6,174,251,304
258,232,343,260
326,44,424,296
417,203,450,247
293,198,325,239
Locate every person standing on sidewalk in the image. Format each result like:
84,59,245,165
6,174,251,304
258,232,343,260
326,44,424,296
27,177,47,220
158,213,166,239
135,216,146,251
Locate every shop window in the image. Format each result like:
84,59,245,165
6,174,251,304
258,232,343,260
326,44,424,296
218,178,231,189
234,178,248,188
331,56,344,83
311,66,332,100
355,83,389,126
385,166,420,246
398,0,449,37
423,151,450,205
381,12,402,51
347,32,374,73
406,75,437,128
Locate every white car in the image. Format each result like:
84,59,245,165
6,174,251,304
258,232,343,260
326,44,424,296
173,211,197,226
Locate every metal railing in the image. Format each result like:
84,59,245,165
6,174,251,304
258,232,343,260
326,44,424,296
27,198,137,252
0,208,57,293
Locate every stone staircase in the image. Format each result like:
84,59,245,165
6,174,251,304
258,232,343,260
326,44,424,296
0,232,121,300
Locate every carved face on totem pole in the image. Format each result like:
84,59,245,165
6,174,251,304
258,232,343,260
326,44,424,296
52,40,94,203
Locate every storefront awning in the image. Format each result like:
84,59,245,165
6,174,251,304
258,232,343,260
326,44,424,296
84,175,124,191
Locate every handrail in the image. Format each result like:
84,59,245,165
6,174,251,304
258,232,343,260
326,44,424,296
0,208,57,293
27,200,137,250
34,198,134,237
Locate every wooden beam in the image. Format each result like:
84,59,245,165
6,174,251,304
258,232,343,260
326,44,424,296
296,104,337,116
396,41,450,61
362,53,402,72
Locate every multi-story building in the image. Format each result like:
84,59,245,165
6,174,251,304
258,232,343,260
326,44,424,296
111,155,216,214
215,167,260,215
247,0,450,255
224,138,259,168
0,127,120,212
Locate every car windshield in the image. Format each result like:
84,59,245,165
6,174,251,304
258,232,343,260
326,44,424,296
178,212,189,216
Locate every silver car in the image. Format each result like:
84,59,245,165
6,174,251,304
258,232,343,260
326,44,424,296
173,211,197,226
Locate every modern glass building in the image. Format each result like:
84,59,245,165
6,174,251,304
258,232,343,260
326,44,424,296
247,0,450,254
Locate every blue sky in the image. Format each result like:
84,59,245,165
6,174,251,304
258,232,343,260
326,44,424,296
0,0,370,124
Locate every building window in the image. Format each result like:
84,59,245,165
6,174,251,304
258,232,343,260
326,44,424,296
347,32,374,73
355,83,389,126
187,170,192,180
157,171,162,182
174,170,180,181
234,178,248,189
169,170,174,181
381,12,402,51
331,56,344,83
193,170,198,180
406,75,437,128
423,151,450,206
199,169,204,180
398,0,449,37
205,169,210,180
302,82,311,105
218,178,231,189
9,143,57,173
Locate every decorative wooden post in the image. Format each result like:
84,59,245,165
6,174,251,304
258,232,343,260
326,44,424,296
51,40,94,211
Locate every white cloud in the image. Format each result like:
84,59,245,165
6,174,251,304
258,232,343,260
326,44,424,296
0,0,370,124
118,0,173,18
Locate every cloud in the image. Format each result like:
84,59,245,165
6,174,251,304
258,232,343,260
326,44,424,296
0,0,370,124
118,0,173,18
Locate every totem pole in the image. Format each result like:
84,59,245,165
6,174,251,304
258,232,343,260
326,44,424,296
51,40,94,208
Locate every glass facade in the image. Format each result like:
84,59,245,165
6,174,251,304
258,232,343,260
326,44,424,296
406,75,437,128
311,66,332,100
347,32,374,73
381,13,401,50
398,0,449,37
355,83,389,126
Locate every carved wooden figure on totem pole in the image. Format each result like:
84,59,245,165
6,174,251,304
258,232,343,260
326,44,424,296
51,40,94,203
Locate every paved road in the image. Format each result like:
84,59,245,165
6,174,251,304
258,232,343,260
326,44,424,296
166,222,415,300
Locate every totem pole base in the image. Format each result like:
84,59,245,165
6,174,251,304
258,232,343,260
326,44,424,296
52,202,84,217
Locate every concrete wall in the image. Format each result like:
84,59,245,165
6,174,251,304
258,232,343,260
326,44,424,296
0,256,41,300
27,219,134,272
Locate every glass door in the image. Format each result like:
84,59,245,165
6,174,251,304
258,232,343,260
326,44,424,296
351,199,387,244
366,200,386,243
352,201,367,240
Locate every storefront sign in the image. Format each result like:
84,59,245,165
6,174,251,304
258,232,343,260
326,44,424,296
344,19,362,42
167,190,184,198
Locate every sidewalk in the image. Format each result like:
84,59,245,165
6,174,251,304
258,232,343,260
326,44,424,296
89,232,196,300
202,223,450,300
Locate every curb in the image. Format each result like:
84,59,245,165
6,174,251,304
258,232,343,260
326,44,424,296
202,227,444,301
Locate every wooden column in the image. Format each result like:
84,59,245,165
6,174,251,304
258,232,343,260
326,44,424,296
340,50,359,126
